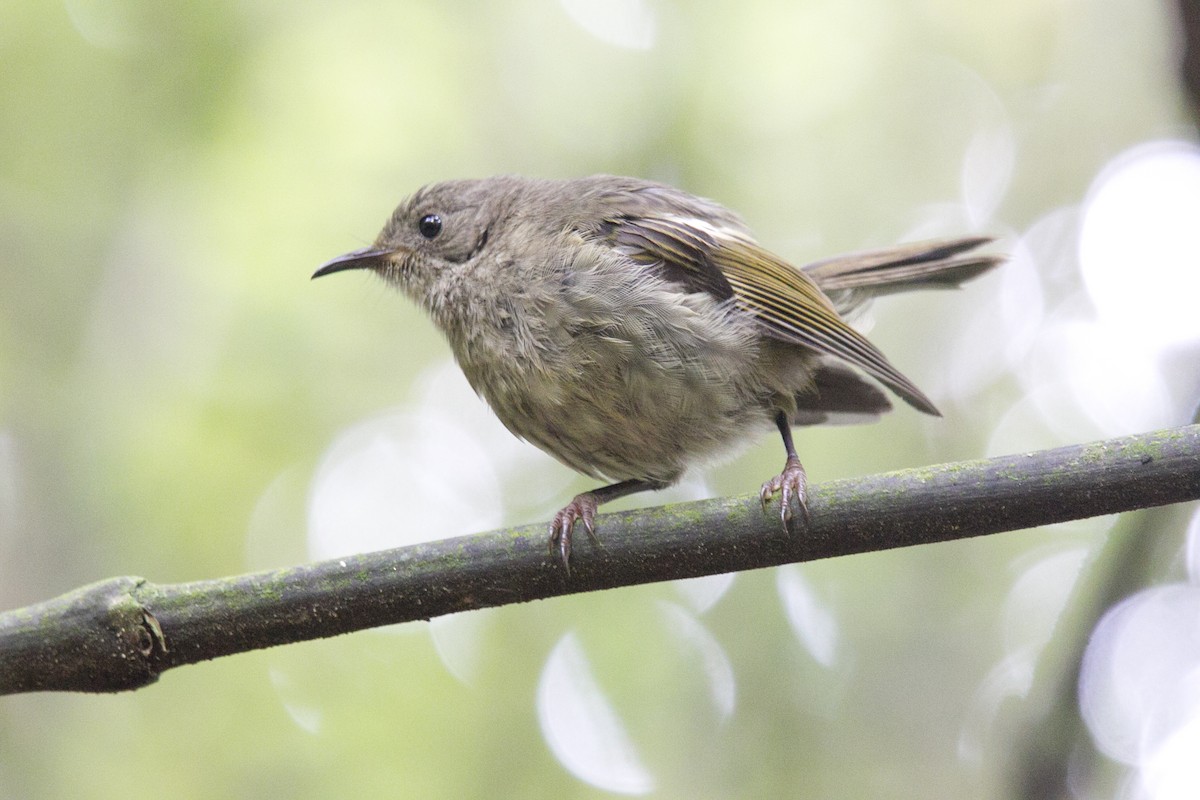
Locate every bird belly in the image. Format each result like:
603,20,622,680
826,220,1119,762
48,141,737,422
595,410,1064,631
503,360,770,482
455,289,779,483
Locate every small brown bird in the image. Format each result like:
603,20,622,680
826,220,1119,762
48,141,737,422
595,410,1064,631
314,175,1000,569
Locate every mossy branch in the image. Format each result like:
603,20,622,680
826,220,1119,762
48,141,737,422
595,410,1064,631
2,424,1198,696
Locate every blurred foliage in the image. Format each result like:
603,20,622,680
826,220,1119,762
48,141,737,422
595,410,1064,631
0,1,1194,798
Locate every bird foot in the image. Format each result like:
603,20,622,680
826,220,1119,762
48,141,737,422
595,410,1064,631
759,456,810,531
549,492,603,573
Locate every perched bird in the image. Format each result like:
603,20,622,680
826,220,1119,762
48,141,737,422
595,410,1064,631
314,175,1000,569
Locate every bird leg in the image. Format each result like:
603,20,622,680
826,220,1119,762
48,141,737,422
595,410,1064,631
759,410,810,530
550,478,666,573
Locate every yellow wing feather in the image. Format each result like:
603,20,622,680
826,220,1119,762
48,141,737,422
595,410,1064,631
611,216,940,415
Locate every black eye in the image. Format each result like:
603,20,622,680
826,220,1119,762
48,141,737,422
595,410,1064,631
418,214,442,239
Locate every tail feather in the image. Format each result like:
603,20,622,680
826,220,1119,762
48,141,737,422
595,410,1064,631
791,361,894,425
803,237,1001,313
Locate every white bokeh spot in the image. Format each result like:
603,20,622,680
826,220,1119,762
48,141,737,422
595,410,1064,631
776,565,838,668
537,632,655,794
307,409,504,560
559,0,657,50
656,601,737,719
1079,583,1200,798
1079,140,1200,349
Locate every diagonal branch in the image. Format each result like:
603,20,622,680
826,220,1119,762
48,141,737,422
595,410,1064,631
1,424,1198,696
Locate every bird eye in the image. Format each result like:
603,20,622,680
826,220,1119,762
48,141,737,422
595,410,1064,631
418,214,443,239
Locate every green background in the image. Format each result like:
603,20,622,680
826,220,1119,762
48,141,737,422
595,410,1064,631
1,1,1195,798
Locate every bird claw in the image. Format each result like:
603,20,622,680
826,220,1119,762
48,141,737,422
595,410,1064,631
549,493,600,574
759,456,809,531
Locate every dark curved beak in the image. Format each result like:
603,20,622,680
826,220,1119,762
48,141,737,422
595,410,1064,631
312,247,393,279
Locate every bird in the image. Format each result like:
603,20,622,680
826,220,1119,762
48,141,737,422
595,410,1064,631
313,174,1001,571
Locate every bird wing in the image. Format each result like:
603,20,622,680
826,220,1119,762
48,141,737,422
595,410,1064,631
607,214,939,415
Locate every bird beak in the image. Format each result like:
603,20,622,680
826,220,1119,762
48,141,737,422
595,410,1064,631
312,247,393,279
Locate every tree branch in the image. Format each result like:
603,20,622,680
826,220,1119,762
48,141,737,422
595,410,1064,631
2,424,1198,695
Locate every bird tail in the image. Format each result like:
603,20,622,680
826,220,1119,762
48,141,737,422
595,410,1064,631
803,236,1002,314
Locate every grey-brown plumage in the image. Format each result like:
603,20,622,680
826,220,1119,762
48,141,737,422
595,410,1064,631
314,174,1001,570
